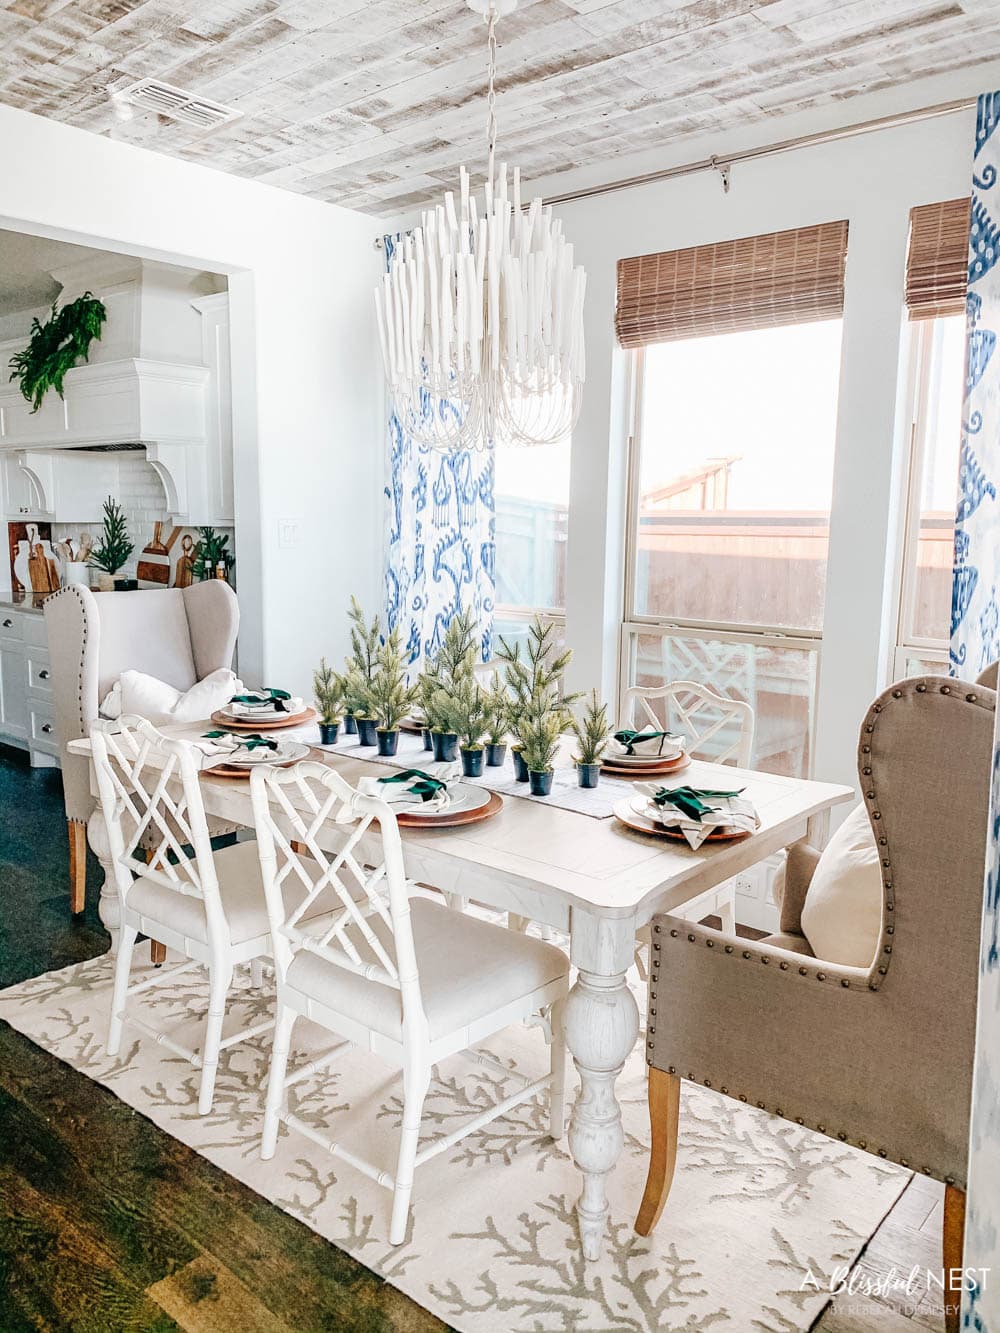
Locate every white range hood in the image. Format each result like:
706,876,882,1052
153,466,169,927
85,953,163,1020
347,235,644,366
0,256,228,521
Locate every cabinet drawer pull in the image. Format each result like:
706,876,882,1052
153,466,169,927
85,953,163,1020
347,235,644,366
2,618,11,628
38,668,49,680
41,723,53,734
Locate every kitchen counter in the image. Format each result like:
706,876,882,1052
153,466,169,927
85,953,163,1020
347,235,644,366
0,596,48,616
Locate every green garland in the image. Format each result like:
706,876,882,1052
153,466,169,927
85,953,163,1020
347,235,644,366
8,292,107,412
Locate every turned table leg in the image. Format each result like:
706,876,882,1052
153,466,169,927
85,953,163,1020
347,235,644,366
87,808,120,955
564,913,640,1261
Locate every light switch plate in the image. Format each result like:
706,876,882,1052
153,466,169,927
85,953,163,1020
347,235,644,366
278,517,301,549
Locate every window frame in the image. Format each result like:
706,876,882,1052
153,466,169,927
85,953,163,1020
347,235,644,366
891,316,960,679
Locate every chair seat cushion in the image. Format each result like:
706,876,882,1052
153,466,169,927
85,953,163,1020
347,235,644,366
761,930,815,957
800,803,882,967
285,899,569,1043
128,840,332,946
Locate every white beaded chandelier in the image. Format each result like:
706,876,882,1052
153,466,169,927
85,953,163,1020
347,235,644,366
374,0,587,454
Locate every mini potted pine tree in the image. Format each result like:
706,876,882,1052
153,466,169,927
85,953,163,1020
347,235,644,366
369,628,416,757
519,690,565,796
482,677,513,767
454,675,486,776
344,596,381,745
497,616,578,785
313,657,346,745
570,689,611,788
90,496,135,591
417,609,478,763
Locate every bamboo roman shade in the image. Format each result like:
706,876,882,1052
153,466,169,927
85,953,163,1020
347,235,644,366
615,221,849,348
905,198,971,320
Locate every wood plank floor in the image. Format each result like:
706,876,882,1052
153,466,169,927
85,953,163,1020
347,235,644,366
0,744,945,1331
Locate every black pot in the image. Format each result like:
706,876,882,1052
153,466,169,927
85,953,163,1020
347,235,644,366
422,727,434,751
461,747,484,777
432,731,459,763
577,761,600,788
485,742,507,767
318,722,340,746
355,717,378,747
528,769,554,796
344,714,358,736
377,728,399,757
512,748,529,782
113,578,138,592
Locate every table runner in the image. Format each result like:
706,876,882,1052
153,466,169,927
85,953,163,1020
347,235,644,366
292,727,635,819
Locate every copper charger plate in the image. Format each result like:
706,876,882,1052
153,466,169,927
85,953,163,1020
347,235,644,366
396,789,503,827
612,797,750,843
206,754,305,780
210,706,316,731
601,752,691,777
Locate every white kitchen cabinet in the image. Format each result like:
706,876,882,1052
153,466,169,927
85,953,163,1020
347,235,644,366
191,293,235,526
0,641,28,742
0,606,58,765
1,452,47,517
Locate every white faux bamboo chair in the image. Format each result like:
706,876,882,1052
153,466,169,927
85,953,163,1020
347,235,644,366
249,761,569,1246
91,716,277,1114
621,681,755,769
623,682,756,944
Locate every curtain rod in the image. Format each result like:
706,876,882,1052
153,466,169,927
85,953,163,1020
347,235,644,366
540,94,976,207
373,93,974,247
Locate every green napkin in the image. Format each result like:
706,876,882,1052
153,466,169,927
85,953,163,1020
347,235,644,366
230,687,293,712
651,785,744,823
614,727,677,756
203,730,278,752
377,768,448,803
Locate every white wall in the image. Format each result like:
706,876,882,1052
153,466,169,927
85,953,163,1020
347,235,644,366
537,83,997,791
0,104,388,697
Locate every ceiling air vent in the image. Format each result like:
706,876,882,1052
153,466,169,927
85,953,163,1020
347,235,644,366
115,79,241,130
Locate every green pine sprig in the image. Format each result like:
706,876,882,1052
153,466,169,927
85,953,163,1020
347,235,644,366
8,292,107,412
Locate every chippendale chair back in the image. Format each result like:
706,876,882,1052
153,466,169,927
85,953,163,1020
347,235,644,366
622,680,756,767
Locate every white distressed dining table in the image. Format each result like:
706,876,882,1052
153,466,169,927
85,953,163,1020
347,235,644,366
70,727,852,1261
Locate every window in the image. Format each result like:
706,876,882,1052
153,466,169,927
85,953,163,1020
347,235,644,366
893,199,969,678
617,222,849,778
624,323,842,776
493,436,570,650
894,315,964,676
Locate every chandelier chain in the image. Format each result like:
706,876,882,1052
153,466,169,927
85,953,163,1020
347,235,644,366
486,10,498,187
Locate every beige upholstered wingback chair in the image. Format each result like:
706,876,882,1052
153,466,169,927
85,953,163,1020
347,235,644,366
44,581,240,914
636,676,995,1333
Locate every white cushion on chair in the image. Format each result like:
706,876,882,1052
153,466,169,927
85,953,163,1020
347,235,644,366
100,667,242,725
127,841,336,946
800,803,882,967
285,898,569,1042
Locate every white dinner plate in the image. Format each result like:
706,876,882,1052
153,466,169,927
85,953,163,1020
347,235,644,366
222,702,303,722
208,741,310,768
605,748,687,768
391,781,492,817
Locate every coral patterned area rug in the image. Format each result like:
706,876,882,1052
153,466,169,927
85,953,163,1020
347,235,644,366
0,955,908,1332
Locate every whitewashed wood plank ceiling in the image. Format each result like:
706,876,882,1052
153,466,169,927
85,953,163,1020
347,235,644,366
2,0,1000,215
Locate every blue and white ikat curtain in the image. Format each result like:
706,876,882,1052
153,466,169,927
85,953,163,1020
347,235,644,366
381,234,495,673
957,91,1000,1333
952,93,1000,677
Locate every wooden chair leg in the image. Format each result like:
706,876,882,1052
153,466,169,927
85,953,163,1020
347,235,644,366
68,819,87,915
635,1068,681,1236
942,1184,966,1333
142,849,167,965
